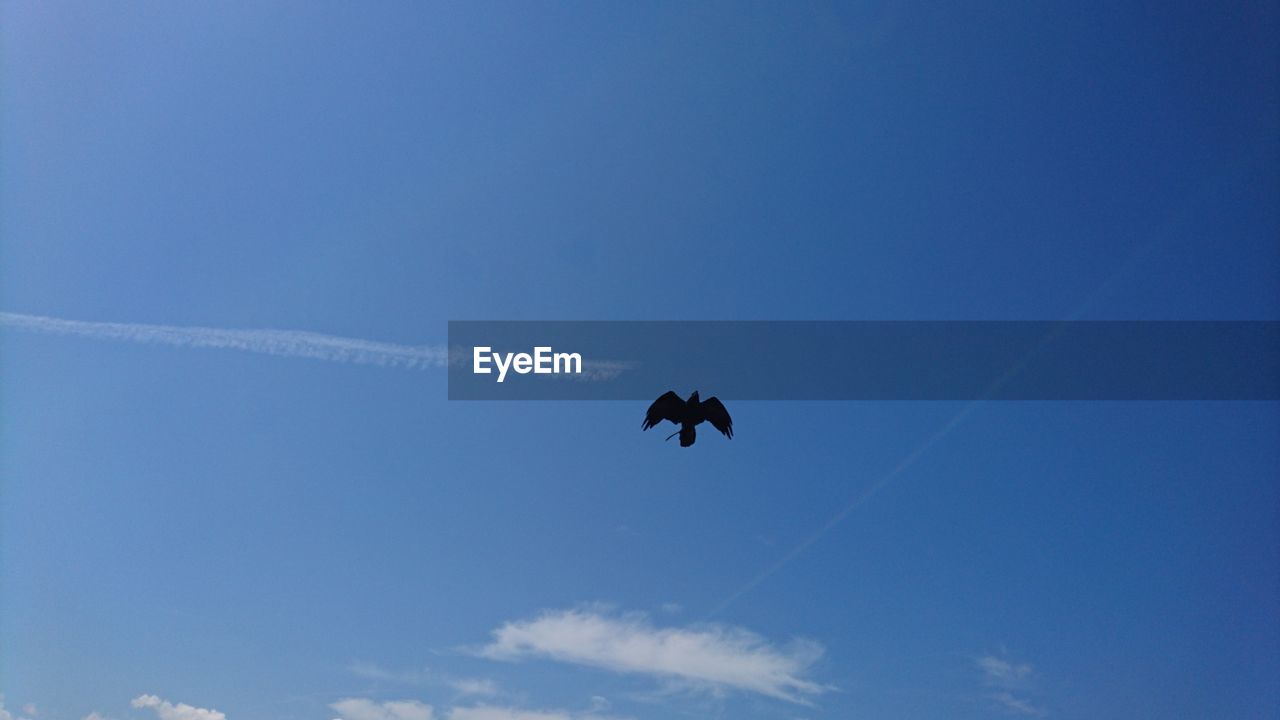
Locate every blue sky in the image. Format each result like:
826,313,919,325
2,2,1278,719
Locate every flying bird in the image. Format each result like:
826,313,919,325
642,390,733,447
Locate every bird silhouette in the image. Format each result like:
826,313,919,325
642,390,733,447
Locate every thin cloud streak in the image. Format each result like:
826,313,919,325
710,400,981,616
347,662,500,698
708,198,1204,615
1,311,448,369
989,691,1044,717
1,312,632,378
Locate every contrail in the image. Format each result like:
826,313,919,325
0,311,634,378
0,311,449,369
709,401,982,616
709,320,1091,617
708,155,1250,617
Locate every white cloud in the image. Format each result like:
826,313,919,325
0,312,448,370
976,655,1044,716
977,656,1032,687
448,707,569,720
83,714,110,720
448,679,500,698
447,706,624,720
347,662,499,698
989,691,1045,717
477,608,827,703
0,312,629,379
330,698,434,720
131,695,226,720
0,695,30,720
330,696,620,720
348,663,433,684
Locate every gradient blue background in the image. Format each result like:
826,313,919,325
2,2,1278,719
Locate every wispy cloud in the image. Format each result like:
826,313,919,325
0,311,631,378
977,656,1033,687
0,698,34,720
447,705,625,720
0,312,448,369
330,698,435,720
348,662,500,698
448,679,501,698
347,662,433,684
476,607,827,704
447,708,567,720
989,691,1044,717
331,700,622,720
976,654,1044,716
130,695,226,720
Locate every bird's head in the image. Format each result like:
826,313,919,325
688,390,700,402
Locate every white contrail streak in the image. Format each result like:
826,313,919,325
0,311,449,369
707,159,1243,616
0,311,634,378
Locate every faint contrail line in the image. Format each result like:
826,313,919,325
709,402,981,617
0,311,635,379
709,156,1247,617
710,320,1092,617
0,311,449,369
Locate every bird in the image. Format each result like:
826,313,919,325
642,390,733,447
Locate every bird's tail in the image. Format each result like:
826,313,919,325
663,427,697,447
679,426,696,447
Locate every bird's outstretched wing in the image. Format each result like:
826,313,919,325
702,397,733,439
643,391,684,430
